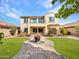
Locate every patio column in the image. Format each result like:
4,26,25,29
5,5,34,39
44,26,48,35
28,27,30,35
20,18,24,32
28,18,30,35
56,27,60,35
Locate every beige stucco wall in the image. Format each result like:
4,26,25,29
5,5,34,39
66,28,77,35
20,18,28,32
0,28,18,37
44,12,59,24
20,12,59,35
0,28,11,37
63,21,79,35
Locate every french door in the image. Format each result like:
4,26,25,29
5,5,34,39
32,28,43,33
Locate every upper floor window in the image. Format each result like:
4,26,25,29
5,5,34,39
31,18,37,23
49,17,55,23
24,28,28,32
24,18,28,23
38,18,45,23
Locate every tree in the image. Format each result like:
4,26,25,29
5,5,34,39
51,0,79,19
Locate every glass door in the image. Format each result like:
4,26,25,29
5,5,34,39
33,28,37,33
38,28,43,33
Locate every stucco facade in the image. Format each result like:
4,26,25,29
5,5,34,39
20,12,60,35
62,21,79,35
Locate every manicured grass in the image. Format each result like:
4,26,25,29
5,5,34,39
49,38,79,59
0,37,27,59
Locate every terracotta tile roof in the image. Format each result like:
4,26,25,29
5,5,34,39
62,20,79,27
0,21,16,28
0,22,8,26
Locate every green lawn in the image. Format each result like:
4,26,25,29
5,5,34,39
49,38,79,59
0,37,27,59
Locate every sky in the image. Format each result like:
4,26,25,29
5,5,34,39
0,0,79,26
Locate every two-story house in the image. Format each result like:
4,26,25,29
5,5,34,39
20,12,60,35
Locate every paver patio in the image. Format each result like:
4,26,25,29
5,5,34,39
12,35,65,59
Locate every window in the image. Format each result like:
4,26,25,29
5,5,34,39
24,18,28,23
24,28,28,32
31,18,37,23
38,18,45,23
49,17,55,23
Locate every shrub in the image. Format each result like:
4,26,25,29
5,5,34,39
0,32,4,41
60,27,69,35
10,27,16,35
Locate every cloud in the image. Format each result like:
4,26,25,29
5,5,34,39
0,1,10,12
36,0,52,9
12,0,30,6
0,0,20,19
42,0,52,8
0,9,5,13
0,6,8,13
11,0,15,3
3,3,9,8
0,7,4,10
5,8,20,19
5,0,9,3
6,12,19,19
21,0,30,5
11,8,21,15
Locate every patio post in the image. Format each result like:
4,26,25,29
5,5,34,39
56,27,60,35
28,18,30,35
44,26,48,35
